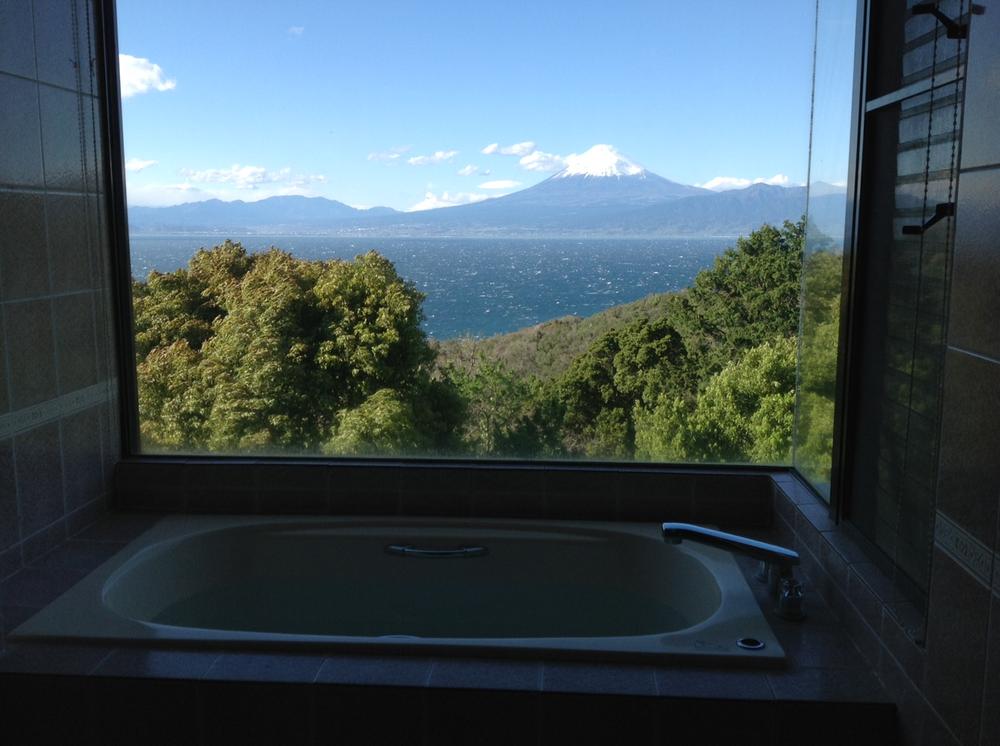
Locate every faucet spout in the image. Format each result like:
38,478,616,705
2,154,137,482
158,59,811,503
661,522,799,571
662,522,805,621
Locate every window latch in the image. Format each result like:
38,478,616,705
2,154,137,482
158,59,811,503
902,202,955,236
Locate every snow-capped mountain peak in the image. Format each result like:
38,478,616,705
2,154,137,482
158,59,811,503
554,144,646,179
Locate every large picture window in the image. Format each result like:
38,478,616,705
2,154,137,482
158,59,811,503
117,1,835,466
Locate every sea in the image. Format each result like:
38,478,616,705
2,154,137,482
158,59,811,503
128,235,734,340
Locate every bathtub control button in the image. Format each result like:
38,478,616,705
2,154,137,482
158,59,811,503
736,637,766,651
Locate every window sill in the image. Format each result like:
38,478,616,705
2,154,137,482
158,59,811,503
114,458,781,527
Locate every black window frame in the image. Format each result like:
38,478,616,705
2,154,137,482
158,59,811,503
96,0,864,519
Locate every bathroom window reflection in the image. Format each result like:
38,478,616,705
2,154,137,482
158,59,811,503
792,0,858,498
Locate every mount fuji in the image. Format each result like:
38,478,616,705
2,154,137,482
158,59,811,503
494,144,709,208
128,145,845,237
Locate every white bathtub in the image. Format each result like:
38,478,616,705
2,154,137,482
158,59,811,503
13,516,785,665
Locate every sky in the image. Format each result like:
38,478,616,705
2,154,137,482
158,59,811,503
117,0,818,210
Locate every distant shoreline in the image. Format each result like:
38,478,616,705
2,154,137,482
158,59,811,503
127,231,745,241
127,234,732,340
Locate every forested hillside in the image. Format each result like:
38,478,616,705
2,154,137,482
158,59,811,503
434,292,674,382
133,220,837,464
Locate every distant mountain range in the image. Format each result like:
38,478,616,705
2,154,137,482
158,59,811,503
128,145,846,239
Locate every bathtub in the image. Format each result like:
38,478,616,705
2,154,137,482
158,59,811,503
13,516,785,665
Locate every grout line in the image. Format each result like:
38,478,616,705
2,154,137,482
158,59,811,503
87,647,117,675
0,184,98,196
0,69,90,98
311,657,328,684
57,414,69,524
947,344,1000,367
16,516,68,558
975,498,1000,745
959,162,1000,175
11,431,25,570
0,300,23,567
1,287,98,307
201,653,222,680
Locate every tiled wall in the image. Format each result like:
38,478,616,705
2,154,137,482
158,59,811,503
785,5,1000,745
0,0,120,648
921,1,1000,743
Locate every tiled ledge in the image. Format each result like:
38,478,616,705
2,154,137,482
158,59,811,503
0,510,894,745
116,459,775,526
771,475,960,746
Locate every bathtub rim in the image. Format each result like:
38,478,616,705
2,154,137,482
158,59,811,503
11,515,787,667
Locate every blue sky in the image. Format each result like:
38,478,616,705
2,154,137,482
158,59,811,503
118,0,817,210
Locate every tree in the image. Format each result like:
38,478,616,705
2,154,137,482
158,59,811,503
447,356,562,457
134,244,442,454
793,249,844,484
325,388,429,456
556,332,634,458
634,336,797,463
666,220,803,385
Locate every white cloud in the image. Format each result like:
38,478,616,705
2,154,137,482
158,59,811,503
180,164,326,190
127,179,329,207
125,158,158,172
760,174,790,186
407,191,490,212
457,164,479,176
367,145,411,163
483,141,537,157
407,150,459,166
478,179,521,190
125,182,207,207
500,141,535,156
288,26,305,36
119,54,176,98
519,150,566,172
698,173,791,191
480,140,568,172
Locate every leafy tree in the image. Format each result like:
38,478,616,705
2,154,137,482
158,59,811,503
634,336,797,463
198,249,324,451
134,244,441,454
793,249,844,484
136,340,211,449
325,388,429,456
549,221,803,461
447,356,562,457
312,251,433,406
134,221,811,466
556,332,634,458
665,220,803,385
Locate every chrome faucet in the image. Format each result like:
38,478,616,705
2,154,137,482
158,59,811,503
662,522,805,621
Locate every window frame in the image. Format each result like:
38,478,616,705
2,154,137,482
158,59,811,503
97,0,841,515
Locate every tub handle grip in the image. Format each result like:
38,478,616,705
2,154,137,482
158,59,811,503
386,544,488,558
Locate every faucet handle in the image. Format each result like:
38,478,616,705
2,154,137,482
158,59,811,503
776,573,806,621
755,559,769,583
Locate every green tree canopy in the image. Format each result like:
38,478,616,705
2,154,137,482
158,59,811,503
666,220,803,384
634,336,797,463
134,221,810,466
135,244,440,453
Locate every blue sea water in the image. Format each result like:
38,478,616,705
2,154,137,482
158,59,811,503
128,235,733,340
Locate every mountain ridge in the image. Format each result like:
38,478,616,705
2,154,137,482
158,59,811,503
127,152,846,238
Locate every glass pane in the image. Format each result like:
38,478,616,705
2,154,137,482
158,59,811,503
793,0,858,498
848,11,965,600
118,1,816,463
